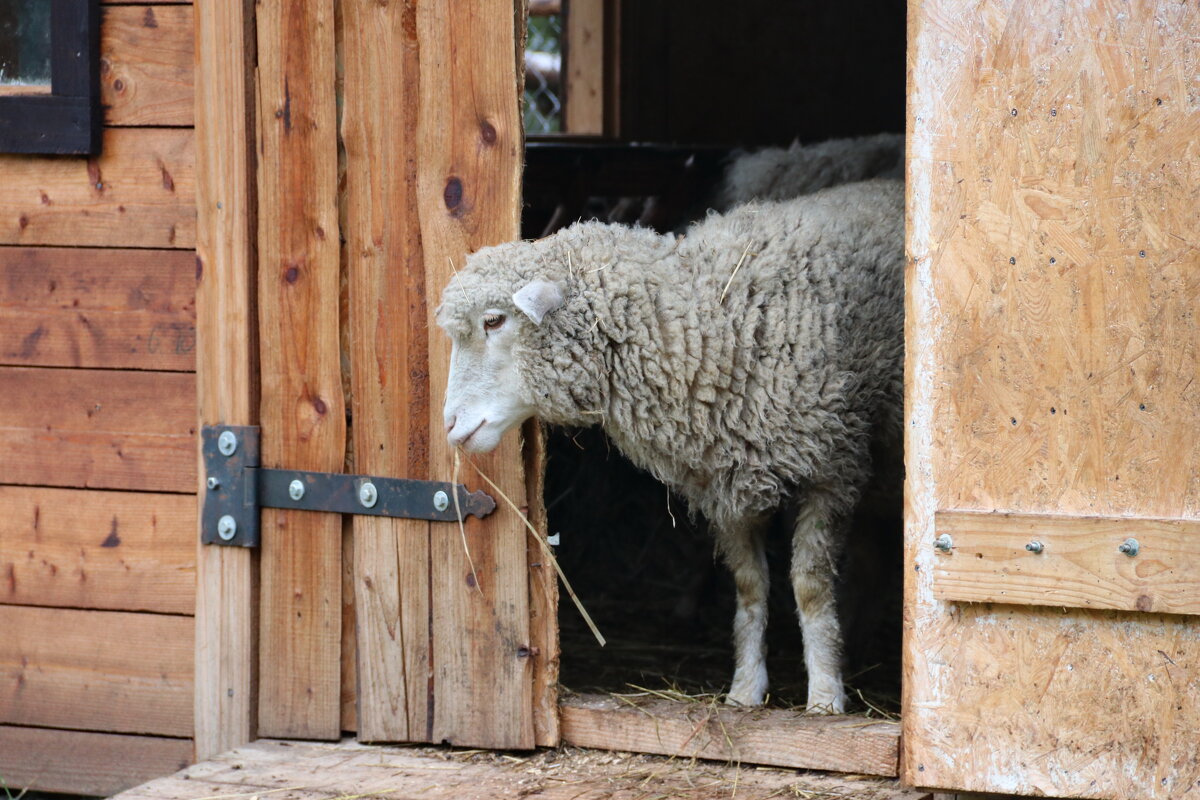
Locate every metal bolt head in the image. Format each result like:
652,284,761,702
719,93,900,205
217,430,238,456
358,481,378,509
206,476,220,490
934,533,953,552
1118,537,1140,557
1025,540,1044,554
433,490,449,512
289,479,306,501
217,515,238,541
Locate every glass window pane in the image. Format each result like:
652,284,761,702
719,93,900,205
0,1,52,87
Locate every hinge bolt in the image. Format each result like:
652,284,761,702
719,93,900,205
288,479,305,501
359,481,378,508
1118,537,1140,557
206,476,220,490
934,533,953,552
217,430,238,456
217,515,238,541
433,490,449,511
1025,540,1044,554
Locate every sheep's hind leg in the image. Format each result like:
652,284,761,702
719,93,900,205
791,490,847,713
715,514,770,707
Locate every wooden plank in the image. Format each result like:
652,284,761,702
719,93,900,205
933,511,1200,615
0,366,196,492
560,694,900,777
0,128,194,249
416,0,534,750
193,0,258,762
0,605,193,736
905,2,1200,798
0,486,194,614
0,246,196,371
255,0,345,741
524,420,559,746
563,0,604,134
102,5,194,127
341,0,432,744
0,725,191,797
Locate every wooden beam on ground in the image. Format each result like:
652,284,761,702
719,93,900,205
255,0,345,740
194,0,258,761
101,4,194,127
563,0,604,134
560,694,901,777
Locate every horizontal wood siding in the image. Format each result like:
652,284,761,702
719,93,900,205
0,366,196,492
0,486,194,613
0,605,193,736
102,5,194,127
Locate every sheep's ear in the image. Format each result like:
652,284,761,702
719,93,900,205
512,280,566,325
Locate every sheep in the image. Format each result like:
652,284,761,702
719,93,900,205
715,133,903,211
437,178,904,713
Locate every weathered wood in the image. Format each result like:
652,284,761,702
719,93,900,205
0,128,194,249
0,725,191,797
0,366,196,492
416,0,534,749
341,0,432,744
0,246,196,370
563,0,604,134
102,5,194,127
0,605,193,736
933,511,1200,615
905,3,1200,798
0,486,194,613
524,420,559,747
255,0,345,740
560,694,900,777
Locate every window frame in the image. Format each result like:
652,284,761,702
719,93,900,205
0,0,100,155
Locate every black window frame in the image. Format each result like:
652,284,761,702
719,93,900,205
0,0,100,155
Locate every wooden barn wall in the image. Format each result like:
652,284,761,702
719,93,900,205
906,1,1200,798
0,2,197,796
616,0,906,146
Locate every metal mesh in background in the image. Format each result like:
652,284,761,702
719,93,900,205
524,14,563,134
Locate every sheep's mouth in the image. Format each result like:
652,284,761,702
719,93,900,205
458,419,486,448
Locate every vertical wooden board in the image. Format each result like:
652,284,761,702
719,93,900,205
341,0,433,744
256,0,345,740
563,0,604,134
524,420,559,746
416,0,534,750
101,4,195,127
905,2,1200,798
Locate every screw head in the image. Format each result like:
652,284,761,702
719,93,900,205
433,490,450,512
217,430,238,456
934,533,953,552
289,479,305,501
1118,537,1140,557
217,515,238,541
206,476,220,490
1025,540,1044,554
358,481,378,509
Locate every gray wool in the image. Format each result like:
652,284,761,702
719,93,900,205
437,179,904,531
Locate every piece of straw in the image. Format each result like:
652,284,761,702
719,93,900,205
719,242,755,303
452,450,482,593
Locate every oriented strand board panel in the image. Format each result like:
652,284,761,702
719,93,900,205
0,366,196,492
0,725,191,797
102,5,195,127
0,128,194,249
905,2,1200,798
0,247,196,371
0,605,193,736
0,486,194,613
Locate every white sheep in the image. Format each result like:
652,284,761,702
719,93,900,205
438,179,904,712
716,133,903,211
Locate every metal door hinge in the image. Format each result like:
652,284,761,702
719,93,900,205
201,425,496,547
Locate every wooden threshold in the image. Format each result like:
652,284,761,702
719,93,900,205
559,693,901,777
109,738,927,800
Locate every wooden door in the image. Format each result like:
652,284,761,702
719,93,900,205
905,2,1200,798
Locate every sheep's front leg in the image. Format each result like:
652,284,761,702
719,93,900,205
791,491,847,713
715,514,770,707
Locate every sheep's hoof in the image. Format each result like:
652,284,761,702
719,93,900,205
804,686,846,715
725,686,766,708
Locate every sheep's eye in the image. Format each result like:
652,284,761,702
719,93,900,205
482,313,506,333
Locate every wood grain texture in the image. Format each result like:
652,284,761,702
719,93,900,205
560,694,900,777
341,0,432,744
0,605,193,736
933,511,1200,615
102,5,194,127
0,246,196,370
255,0,345,741
524,419,559,747
563,0,604,134
416,0,534,750
905,2,1200,797
0,366,196,492
0,128,194,249
193,0,258,761
0,725,191,797
0,486,194,613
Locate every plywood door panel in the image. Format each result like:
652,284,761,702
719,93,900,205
0,605,193,736
905,2,1200,797
102,5,195,127
0,486,194,613
0,366,196,492
0,247,196,370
